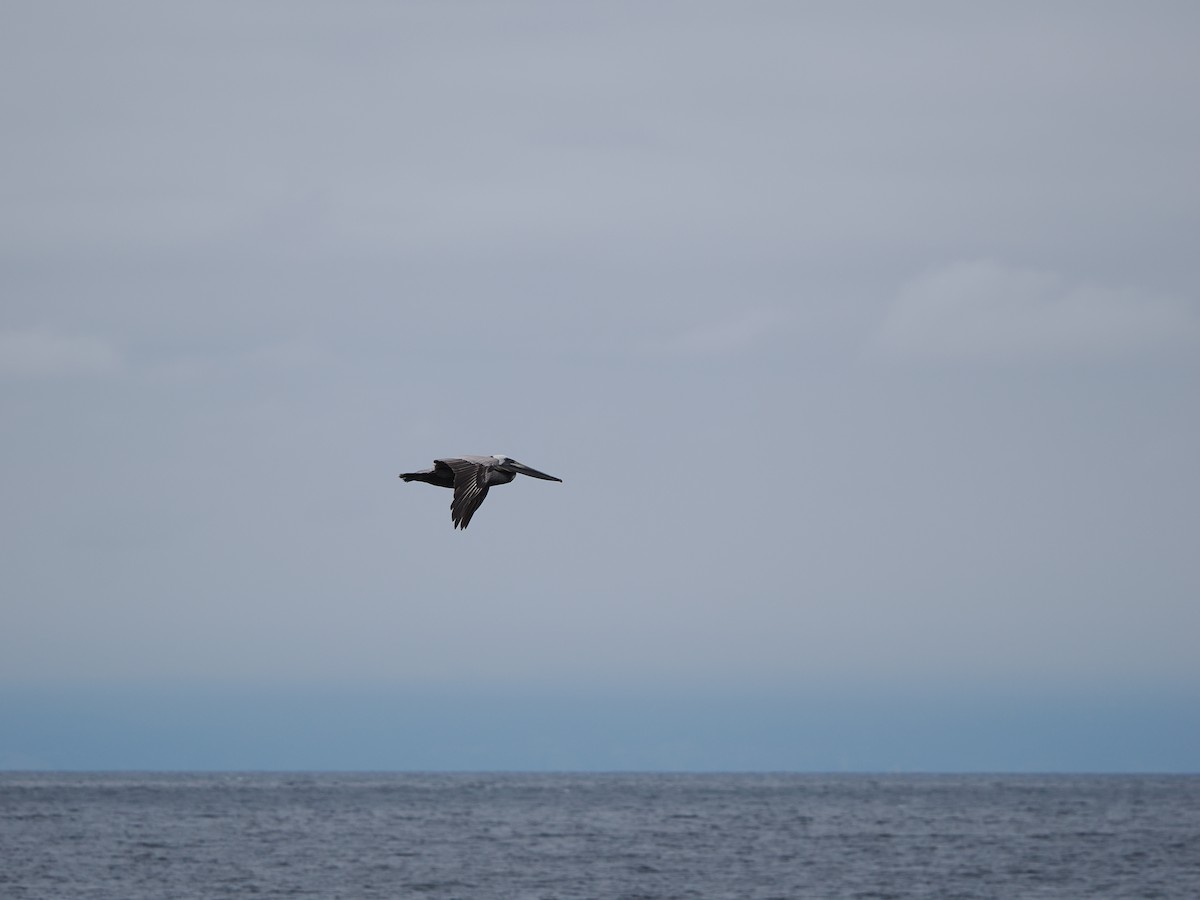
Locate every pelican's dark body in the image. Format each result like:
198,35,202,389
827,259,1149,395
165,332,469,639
399,455,561,529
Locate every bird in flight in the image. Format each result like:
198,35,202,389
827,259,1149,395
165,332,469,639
398,455,562,529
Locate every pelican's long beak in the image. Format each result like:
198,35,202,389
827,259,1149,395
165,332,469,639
509,460,562,482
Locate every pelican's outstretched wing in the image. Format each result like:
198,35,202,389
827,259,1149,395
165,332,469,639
441,457,490,529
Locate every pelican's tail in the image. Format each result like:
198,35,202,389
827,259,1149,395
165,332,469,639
398,465,455,488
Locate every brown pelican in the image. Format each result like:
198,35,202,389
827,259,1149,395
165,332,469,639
398,455,562,529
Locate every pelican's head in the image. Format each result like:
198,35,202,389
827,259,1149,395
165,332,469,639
495,456,562,482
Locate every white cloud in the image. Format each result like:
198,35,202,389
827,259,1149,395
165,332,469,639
873,260,1200,362
0,329,122,377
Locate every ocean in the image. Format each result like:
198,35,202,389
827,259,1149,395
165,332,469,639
2,773,1197,898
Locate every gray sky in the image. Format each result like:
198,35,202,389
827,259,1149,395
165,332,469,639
2,2,1198,770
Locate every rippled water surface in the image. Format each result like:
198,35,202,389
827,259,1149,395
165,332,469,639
2,773,1198,898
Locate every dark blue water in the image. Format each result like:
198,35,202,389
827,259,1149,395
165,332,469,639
2,773,1197,898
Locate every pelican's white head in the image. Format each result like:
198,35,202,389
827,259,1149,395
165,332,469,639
494,456,562,482
492,454,509,463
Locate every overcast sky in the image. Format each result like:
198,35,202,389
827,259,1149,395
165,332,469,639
2,2,1198,771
